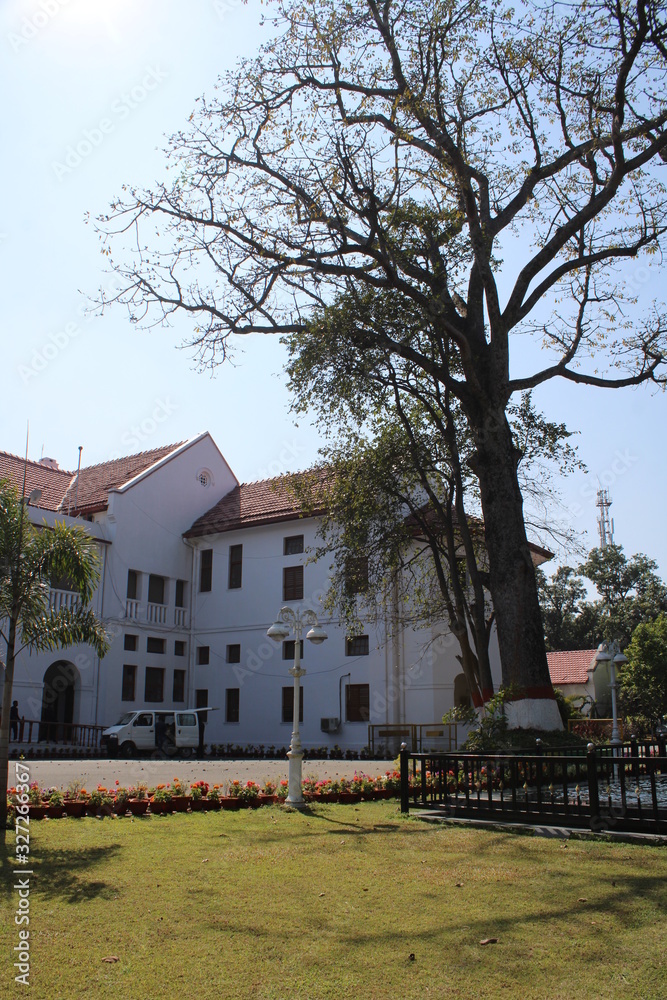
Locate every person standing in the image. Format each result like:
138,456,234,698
9,701,19,741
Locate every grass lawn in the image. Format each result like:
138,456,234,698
2,803,666,999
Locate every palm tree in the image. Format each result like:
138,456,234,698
0,479,109,839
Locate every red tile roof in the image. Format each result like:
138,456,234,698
186,471,329,537
0,443,185,516
0,452,74,510
61,443,185,515
547,649,598,686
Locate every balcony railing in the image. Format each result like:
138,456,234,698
48,588,81,613
124,600,189,627
147,602,167,624
174,607,188,628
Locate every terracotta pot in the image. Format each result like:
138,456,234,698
170,796,191,813
46,804,66,819
127,799,149,816
203,797,221,811
190,798,206,811
257,794,275,807
28,804,48,820
338,792,362,804
113,799,131,815
220,797,242,810
149,799,171,814
63,800,87,818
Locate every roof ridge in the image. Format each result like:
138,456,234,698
77,441,187,473
0,450,74,476
238,467,330,489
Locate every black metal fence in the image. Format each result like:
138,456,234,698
400,739,667,835
10,717,104,749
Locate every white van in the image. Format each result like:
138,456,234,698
102,708,214,758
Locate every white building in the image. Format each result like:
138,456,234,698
1,434,550,753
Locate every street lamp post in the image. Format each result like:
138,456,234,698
594,640,627,747
267,607,327,807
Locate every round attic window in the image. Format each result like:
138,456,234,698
197,469,213,488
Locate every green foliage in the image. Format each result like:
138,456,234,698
620,614,667,731
442,704,478,726
0,478,110,838
539,545,667,651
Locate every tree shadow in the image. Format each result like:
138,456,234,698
1,843,123,904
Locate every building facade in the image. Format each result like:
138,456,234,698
1,433,545,751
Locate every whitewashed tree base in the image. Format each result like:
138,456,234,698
505,698,563,732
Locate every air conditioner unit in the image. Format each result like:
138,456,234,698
320,717,340,734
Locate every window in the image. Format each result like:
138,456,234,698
345,635,370,656
147,636,166,655
228,544,243,589
346,683,370,722
173,669,186,702
196,688,208,710
282,686,304,723
226,644,241,664
200,549,212,593
345,556,369,595
121,665,136,701
282,639,304,661
175,579,186,608
283,565,303,601
284,534,304,555
197,646,210,666
174,640,186,657
124,634,138,652
145,667,165,703
226,688,240,723
126,569,138,600
148,574,165,605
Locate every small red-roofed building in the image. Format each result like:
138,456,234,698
547,649,612,715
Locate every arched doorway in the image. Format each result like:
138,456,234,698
39,661,79,742
453,673,472,709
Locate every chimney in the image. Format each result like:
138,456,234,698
38,457,59,471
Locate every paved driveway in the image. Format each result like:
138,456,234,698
12,757,397,791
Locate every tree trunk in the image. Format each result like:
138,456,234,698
470,407,562,730
0,616,18,841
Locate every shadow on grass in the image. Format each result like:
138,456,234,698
0,843,123,904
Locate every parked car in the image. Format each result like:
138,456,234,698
101,708,215,758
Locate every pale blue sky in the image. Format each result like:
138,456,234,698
2,0,665,579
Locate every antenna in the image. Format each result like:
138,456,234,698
596,488,613,549
74,446,83,514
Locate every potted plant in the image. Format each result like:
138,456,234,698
87,786,114,817
149,785,173,814
219,780,241,810
205,785,221,810
189,780,209,811
125,784,149,816
276,780,289,802
113,784,131,815
259,780,277,805
27,783,47,820
239,780,261,807
46,789,65,818
170,777,190,812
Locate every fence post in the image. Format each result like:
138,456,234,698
535,738,543,811
586,743,600,829
400,742,410,814
630,734,639,781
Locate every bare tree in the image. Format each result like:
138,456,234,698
96,0,667,728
